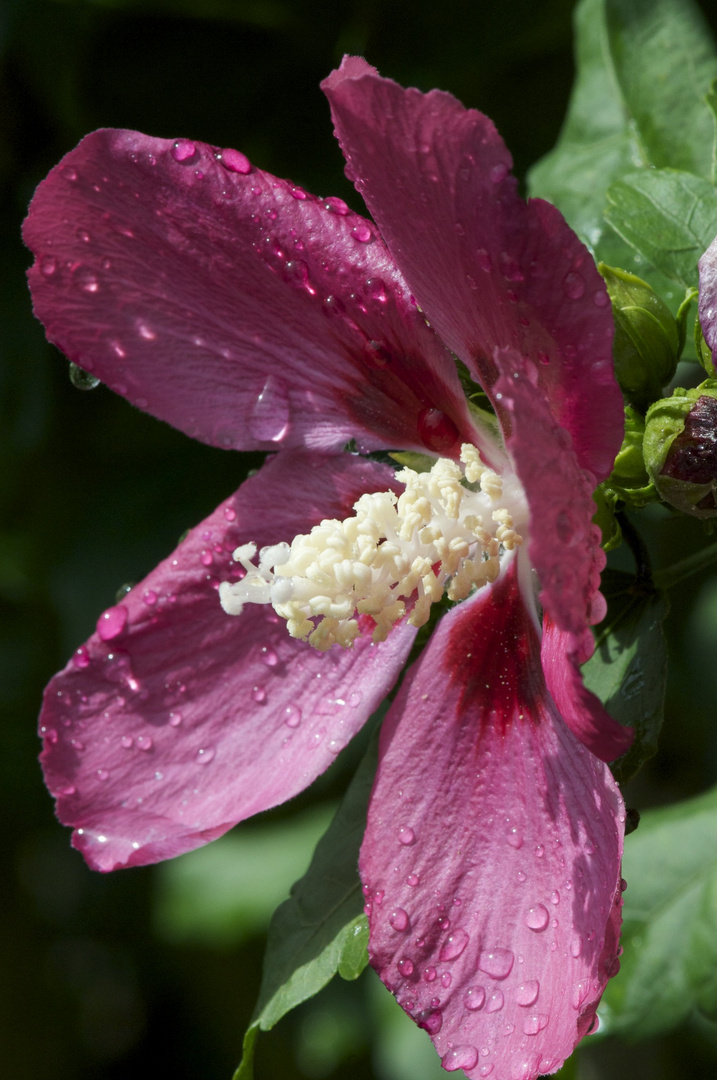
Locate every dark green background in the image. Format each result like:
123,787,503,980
3,1,717,1077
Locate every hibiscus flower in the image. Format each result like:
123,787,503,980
25,56,632,1080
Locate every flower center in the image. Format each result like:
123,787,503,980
219,444,525,651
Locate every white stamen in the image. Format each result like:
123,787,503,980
219,444,525,651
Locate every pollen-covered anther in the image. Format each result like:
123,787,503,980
219,445,525,649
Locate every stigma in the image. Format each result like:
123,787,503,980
219,445,525,651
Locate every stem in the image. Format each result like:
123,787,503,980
616,511,652,585
654,539,717,591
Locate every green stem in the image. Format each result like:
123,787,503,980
654,540,717,591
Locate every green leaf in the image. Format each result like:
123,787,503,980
605,0,717,177
582,569,669,783
605,170,717,288
528,0,645,259
601,784,717,1036
234,737,376,1080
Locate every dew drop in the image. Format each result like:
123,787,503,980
97,768,109,781
69,363,101,391
252,685,267,703
423,966,437,982
515,980,540,1007
248,375,290,442
442,1046,479,1072
570,937,582,958
416,1007,443,1035
143,589,158,606
406,873,420,886
439,928,469,962
224,506,237,522
478,948,514,979
523,1014,549,1036
169,711,183,727
324,196,349,215
195,746,216,765
526,904,549,932
464,985,486,1011
73,645,91,669
351,222,372,242
485,990,504,1013
260,646,279,667
40,254,57,276
398,825,416,846
397,957,414,976
136,735,153,752
96,604,128,641
564,271,585,300
480,1067,494,1078
220,147,251,174
171,139,197,163
417,407,459,453
283,704,301,728
121,735,134,749
507,828,523,849
389,908,410,932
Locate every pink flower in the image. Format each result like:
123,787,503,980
25,56,632,1080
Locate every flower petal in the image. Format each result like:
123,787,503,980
39,452,416,871
24,129,475,458
493,348,609,638
361,563,624,1080
698,235,717,371
540,617,633,764
323,57,623,481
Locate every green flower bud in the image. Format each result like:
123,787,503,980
644,380,717,518
599,264,680,410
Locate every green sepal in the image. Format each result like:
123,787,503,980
644,380,717,517
388,452,435,473
676,286,698,360
599,264,680,408
694,317,716,376
601,406,658,510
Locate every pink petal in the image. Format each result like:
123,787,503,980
361,564,625,1080
323,57,623,481
23,129,476,458
493,348,609,639
540,618,633,764
39,452,416,871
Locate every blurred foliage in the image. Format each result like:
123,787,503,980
4,0,717,1079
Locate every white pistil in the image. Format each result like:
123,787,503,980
219,444,524,651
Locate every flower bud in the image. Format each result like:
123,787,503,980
644,381,717,517
599,264,680,409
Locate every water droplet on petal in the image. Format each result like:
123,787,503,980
97,768,109,781
423,966,437,982
171,139,197,163
398,825,415,846
442,1046,479,1072
40,254,57,276
406,873,420,886
416,1007,442,1035
324,196,349,215
523,1014,549,1036
515,980,540,1007
507,828,523,849
351,222,372,242
169,710,183,727
571,937,582,958
464,985,486,1011
73,645,91,669
480,1066,494,1078
526,904,549,932
69,363,101,391
136,735,153,752
397,957,414,976
439,928,469,962
389,908,410,932
485,990,504,1013
564,271,585,300
478,948,514,979
195,745,216,765
260,646,278,667
220,147,251,174
97,604,128,641
121,735,134,749
283,704,301,728
417,407,459,453
248,375,290,442
252,685,267,703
